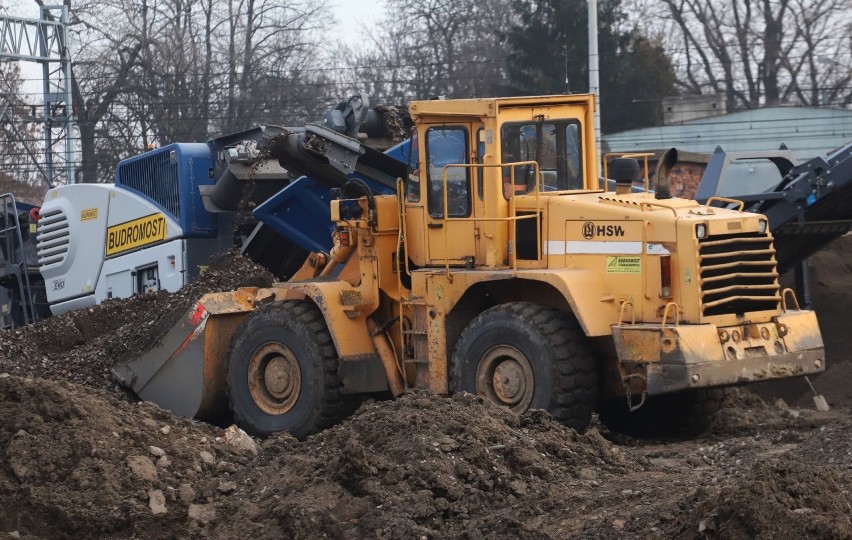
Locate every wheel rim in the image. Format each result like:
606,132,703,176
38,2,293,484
475,345,534,412
247,343,302,415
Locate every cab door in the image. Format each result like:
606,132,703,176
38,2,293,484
424,125,477,265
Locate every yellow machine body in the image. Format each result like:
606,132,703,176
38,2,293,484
114,94,824,425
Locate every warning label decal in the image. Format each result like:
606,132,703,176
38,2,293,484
106,213,167,256
606,256,641,274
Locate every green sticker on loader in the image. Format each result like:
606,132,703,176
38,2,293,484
606,256,641,274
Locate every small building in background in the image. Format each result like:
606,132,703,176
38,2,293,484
662,94,727,125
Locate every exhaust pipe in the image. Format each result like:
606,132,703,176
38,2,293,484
655,148,678,200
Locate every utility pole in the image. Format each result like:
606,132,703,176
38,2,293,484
587,0,601,161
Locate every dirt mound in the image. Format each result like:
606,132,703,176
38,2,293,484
675,419,852,539
0,377,849,540
750,233,852,408
795,417,852,467
0,221,849,539
709,388,841,436
0,375,257,539
803,233,852,392
212,392,634,539
0,251,272,391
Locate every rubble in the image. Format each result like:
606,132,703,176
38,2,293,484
0,252,272,392
0,236,849,538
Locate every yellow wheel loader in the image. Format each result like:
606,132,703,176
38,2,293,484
113,94,824,438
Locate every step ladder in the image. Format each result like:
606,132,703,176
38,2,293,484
400,297,430,389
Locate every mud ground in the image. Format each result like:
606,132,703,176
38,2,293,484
0,236,850,539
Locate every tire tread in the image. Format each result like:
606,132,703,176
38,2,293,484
226,300,357,438
451,301,598,432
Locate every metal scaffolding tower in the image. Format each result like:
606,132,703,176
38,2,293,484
0,5,76,186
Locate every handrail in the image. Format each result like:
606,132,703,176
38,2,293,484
639,201,679,217
617,300,635,326
396,179,412,280
439,161,542,278
395,179,411,390
706,196,745,212
781,288,800,312
0,193,37,326
660,302,680,328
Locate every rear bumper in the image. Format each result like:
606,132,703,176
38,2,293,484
612,310,825,396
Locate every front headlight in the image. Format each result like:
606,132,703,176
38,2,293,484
758,219,768,234
696,223,707,239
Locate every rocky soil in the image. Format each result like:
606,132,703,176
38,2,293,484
0,252,273,391
0,236,850,539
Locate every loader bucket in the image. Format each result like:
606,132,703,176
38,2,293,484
111,288,271,421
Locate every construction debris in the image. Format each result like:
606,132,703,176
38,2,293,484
0,235,850,538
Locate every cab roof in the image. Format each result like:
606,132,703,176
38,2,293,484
408,94,596,119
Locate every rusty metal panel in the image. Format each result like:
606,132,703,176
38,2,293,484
198,312,248,420
774,310,824,352
611,326,662,363
613,323,727,365
646,350,824,395
201,287,270,314
662,324,726,365
340,289,362,306
612,315,825,396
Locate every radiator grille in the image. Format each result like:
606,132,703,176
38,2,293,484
36,208,70,267
116,149,180,219
698,232,780,316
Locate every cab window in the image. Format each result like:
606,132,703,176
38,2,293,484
501,119,583,197
405,129,421,202
426,126,470,218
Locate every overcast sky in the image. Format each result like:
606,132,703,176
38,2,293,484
331,0,386,45
9,0,387,43
8,0,389,97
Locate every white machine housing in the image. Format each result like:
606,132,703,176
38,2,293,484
38,184,189,315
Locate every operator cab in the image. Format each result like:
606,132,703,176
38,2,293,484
402,95,598,269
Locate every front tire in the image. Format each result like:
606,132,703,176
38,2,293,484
450,302,598,432
226,300,353,438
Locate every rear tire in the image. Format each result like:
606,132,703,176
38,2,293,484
226,300,354,438
599,388,725,438
450,302,598,432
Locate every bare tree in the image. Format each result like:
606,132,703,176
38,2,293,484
129,0,214,144
636,0,852,109
0,63,46,189
219,0,330,132
60,0,146,182
346,0,512,103
784,0,852,107
51,0,333,182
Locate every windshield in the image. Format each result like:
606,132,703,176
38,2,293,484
501,119,583,196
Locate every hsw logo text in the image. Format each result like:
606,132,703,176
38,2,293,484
582,222,625,239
